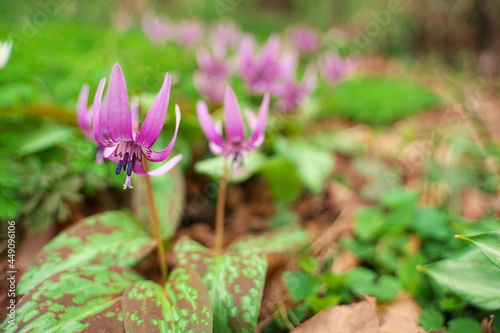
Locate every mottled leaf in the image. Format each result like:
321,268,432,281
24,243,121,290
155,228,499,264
455,232,500,269
1,265,143,333
123,266,212,333
18,211,155,295
174,237,268,333
132,167,185,238
418,249,500,310
228,227,309,256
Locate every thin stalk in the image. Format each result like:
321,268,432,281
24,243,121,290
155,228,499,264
144,171,168,284
214,158,229,255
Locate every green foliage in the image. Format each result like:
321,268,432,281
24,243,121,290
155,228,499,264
17,211,155,295
1,265,144,332
320,76,440,126
228,227,309,256
455,232,500,269
174,237,268,333
132,167,186,239
419,249,500,310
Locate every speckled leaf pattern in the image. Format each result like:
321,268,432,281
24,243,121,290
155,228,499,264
17,211,155,295
0,265,143,333
132,168,185,238
174,237,268,333
123,266,212,333
228,227,310,255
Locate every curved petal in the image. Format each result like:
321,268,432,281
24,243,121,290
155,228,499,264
248,93,270,147
136,73,171,147
130,96,140,125
103,146,118,162
244,108,258,132
146,104,181,162
76,85,93,140
133,154,183,176
223,86,245,142
92,78,112,147
106,63,133,142
196,100,225,146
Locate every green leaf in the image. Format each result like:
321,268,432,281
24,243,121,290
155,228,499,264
456,232,500,269
372,275,401,302
17,122,75,156
413,207,449,240
174,237,268,333
259,157,302,204
122,266,212,333
17,211,155,295
274,137,335,195
1,265,143,333
284,271,322,302
419,309,445,331
228,227,309,256
344,268,400,302
418,249,500,310
380,187,419,210
194,151,268,183
354,207,386,242
132,167,185,239
447,318,481,333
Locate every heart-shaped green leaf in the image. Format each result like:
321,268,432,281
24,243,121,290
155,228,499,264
122,266,212,333
132,168,186,238
17,211,155,295
418,249,500,310
455,232,500,269
174,237,268,333
1,265,143,333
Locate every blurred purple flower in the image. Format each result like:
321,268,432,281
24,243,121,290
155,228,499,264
319,52,354,85
92,63,182,189
285,25,322,55
274,65,317,113
196,47,233,79
193,71,227,106
197,86,270,170
238,34,284,95
208,20,241,53
77,85,105,164
174,20,205,47
141,11,173,44
194,46,234,104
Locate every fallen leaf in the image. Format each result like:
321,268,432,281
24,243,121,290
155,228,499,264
378,310,426,333
292,297,379,333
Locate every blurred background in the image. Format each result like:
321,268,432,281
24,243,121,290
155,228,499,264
1,0,500,331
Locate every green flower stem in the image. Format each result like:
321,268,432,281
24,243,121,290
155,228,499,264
144,166,168,284
214,158,229,255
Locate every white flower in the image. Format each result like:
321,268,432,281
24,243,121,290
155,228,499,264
0,40,13,69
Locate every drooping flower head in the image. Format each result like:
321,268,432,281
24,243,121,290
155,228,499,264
0,40,13,69
208,20,241,53
238,34,284,95
92,63,182,189
285,25,322,55
319,52,354,85
193,45,234,105
173,19,205,47
141,11,174,44
273,64,317,113
197,86,270,170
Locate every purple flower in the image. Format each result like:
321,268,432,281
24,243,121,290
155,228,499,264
194,46,234,104
77,85,105,164
274,64,317,113
173,20,205,47
193,71,227,106
141,11,174,44
238,34,284,95
319,52,354,85
92,63,182,189
285,25,322,55
208,20,241,53
196,86,270,169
